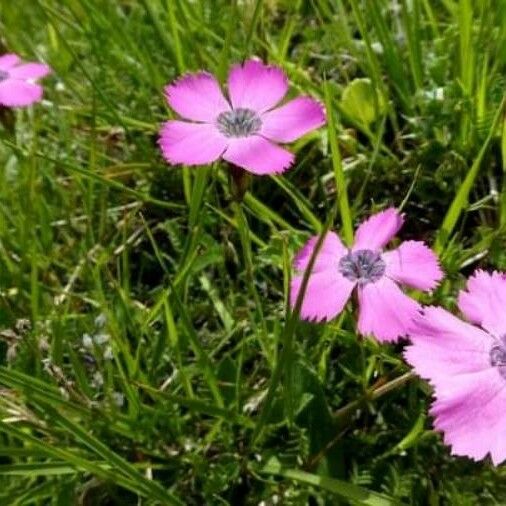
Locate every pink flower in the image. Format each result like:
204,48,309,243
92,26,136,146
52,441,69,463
405,271,506,465
290,208,443,342
158,60,325,175
0,54,51,107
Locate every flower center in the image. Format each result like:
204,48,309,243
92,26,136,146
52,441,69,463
0,70,9,82
490,338,506,379
216,108,262,138
338,249,386,284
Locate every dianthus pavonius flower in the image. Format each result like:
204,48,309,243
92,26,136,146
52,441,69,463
0,53,51,107
159,59,325,175
406,270,506,465
291,208,443,342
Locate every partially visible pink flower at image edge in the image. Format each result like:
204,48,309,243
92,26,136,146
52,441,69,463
0,53,51,107
405,270,506,465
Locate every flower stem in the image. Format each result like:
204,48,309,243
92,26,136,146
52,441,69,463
305,371,416,471
250,208,338,447
229,165,251,203
333,371,416,421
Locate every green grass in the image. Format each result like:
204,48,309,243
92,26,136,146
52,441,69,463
1,0,506,504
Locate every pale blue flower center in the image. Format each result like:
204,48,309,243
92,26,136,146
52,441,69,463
0,70,9,82
490,339,506,378
216,108,262,138
338,249,386,284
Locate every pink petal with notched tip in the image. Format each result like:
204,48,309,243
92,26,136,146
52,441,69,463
383,240,443,291
227,60,288,113
222,135,294,175
9,63,51,80
430,368,506,465
405,305,506,465
458,270,506,337
158,121,228,166
0,80,43,107
293,231,347,275
405,306,492,385
0,54,20,70
353,208,404,252
357,277,419,342
260,97,325,143
290,270,354,322
164,72,230,123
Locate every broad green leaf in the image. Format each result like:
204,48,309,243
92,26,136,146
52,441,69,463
341,78,387,127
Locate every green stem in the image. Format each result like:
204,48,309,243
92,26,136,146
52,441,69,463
250,208,337,447
323,80,354,245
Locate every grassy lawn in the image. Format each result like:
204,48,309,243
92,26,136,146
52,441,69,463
1,0,506,504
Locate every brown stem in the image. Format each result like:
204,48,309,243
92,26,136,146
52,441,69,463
304,371,416,471
333,371,416,421
229,165,251,202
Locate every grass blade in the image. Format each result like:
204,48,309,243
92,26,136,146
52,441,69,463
323,80,353,245
435,96,505,253
260,458,402,506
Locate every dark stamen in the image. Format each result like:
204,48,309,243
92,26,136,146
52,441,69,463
490,339,506,379
338,249,386,285
216,108,262,138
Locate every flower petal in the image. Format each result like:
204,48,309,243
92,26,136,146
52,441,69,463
290,270,354,322
227,60,288,113
260,97,325,142
9,63,51,80
164,72,230,122
158,121,228,166
383,241,443,291
357,277,419,342
353,208,404,252
222,136,294,175
430,368,506,465
405,306,492,386
294,231,346,274
0,54,20,70
406,305,506,464
0,79,43,107
458,270,506,337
